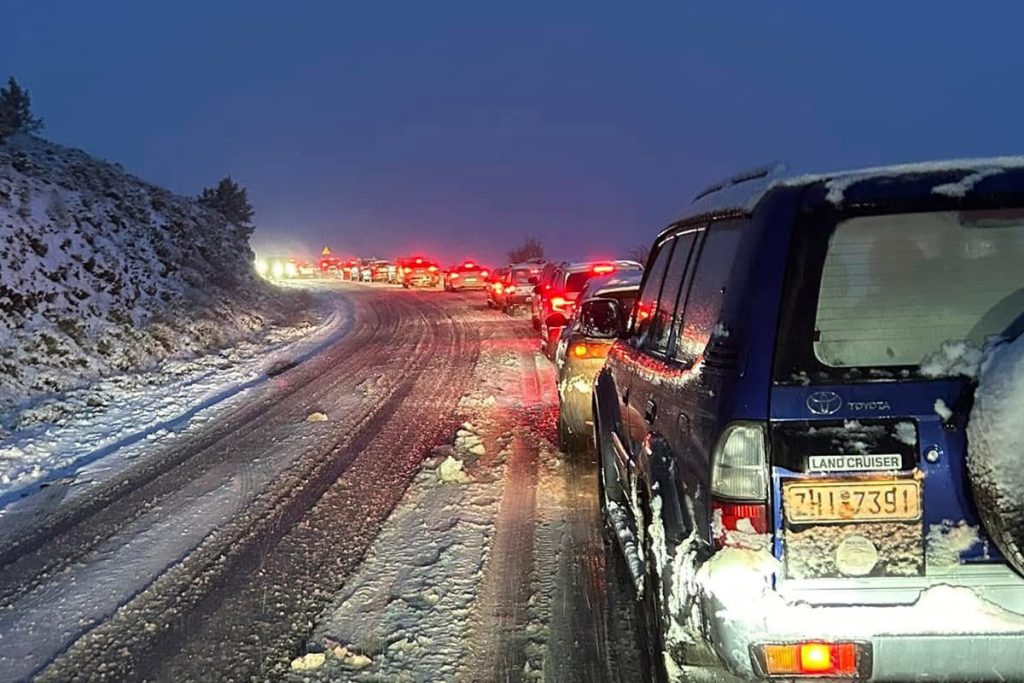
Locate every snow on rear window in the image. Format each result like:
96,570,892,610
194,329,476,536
813,210,1024,370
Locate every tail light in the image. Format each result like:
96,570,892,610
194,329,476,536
403,267,412,274
495,283,504,294
593,264,616,274
480,270,489,277
450,272,460,279
428,265,438,273
551,296,568,310
755,642,866,678
464,261,475,268
415,258,423,264
571,342,609,360
710,422,768,546
506,285,517,294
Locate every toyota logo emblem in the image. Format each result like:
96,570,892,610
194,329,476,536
807,391,843,416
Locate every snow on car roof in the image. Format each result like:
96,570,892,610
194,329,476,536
680,156,1024,222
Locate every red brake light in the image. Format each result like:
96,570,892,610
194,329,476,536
593,264,616,274
494,283,504,294
464,261,475,268
480,270,489,277
428,265,438,272
450,272,460,279
404,267,412,274
415,258,422,264
551,296,568,310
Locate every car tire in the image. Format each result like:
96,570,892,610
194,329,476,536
557,411,587,458
968,337,1024,577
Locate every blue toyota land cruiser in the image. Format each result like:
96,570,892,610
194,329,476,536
590,160,1024,681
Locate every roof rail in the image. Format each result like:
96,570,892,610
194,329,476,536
692,162,787,202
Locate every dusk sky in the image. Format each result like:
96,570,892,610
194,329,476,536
4,1,1022,264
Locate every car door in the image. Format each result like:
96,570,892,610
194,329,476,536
629,229,701,503
663,219,747,541
612,235,676,483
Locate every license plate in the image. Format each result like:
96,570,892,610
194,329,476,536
784,479,921,524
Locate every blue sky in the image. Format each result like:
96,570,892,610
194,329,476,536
3,1,1021,264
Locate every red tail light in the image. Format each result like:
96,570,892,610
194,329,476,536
593,264,616,274
403,267,412,274
415,258,423,264
480,270,489,277
450,272,460,279
506,285,517,294
551,296,568,309
494,283,504,294
428,265,438,272
464,261,475,268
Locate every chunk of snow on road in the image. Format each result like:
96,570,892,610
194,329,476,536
932,168,1002,197
437,455,470,484
306,412,329,423
934,398,953,421
290,653,326,671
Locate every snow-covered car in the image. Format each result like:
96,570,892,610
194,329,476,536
591,161,1024,681
554,272,640,455
400,257,441,288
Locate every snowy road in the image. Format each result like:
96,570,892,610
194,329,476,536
0,282,646,682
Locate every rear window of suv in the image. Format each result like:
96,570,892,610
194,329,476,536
780,208,1024,380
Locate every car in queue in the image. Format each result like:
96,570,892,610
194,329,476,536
444,261,489,291
531,261,565,331
368,259,392,283
553,272,641,455
485,267,509,308
591,161,1024,682
400,256,441,288
538,260,643,360
496,261,544,314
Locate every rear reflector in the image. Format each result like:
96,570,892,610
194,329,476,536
756,642,865,678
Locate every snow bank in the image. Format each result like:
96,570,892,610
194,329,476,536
0,134,305,410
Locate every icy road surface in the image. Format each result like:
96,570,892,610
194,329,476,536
0,282,645,682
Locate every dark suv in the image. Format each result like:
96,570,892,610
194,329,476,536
591,162,1024,681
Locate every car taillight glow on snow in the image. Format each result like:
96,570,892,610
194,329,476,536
758,642,863,677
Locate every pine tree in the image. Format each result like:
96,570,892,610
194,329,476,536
0,77,44,141
197,176,255,234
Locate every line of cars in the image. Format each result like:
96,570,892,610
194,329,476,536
558,161,1024,682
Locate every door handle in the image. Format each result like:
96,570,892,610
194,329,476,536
644,398,657,424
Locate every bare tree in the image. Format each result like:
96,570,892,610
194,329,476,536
507,237,544,263
625,243,650,265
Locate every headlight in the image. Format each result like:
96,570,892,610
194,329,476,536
255,259,269,276
271,262,285,279
285,262,298,278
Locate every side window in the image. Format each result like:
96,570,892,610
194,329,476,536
675,221,744,363
646,230,698,355
632,237,675,342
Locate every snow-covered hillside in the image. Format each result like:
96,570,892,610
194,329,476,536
0,134,305,411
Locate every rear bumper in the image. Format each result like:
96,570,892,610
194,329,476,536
699,559,1024,680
